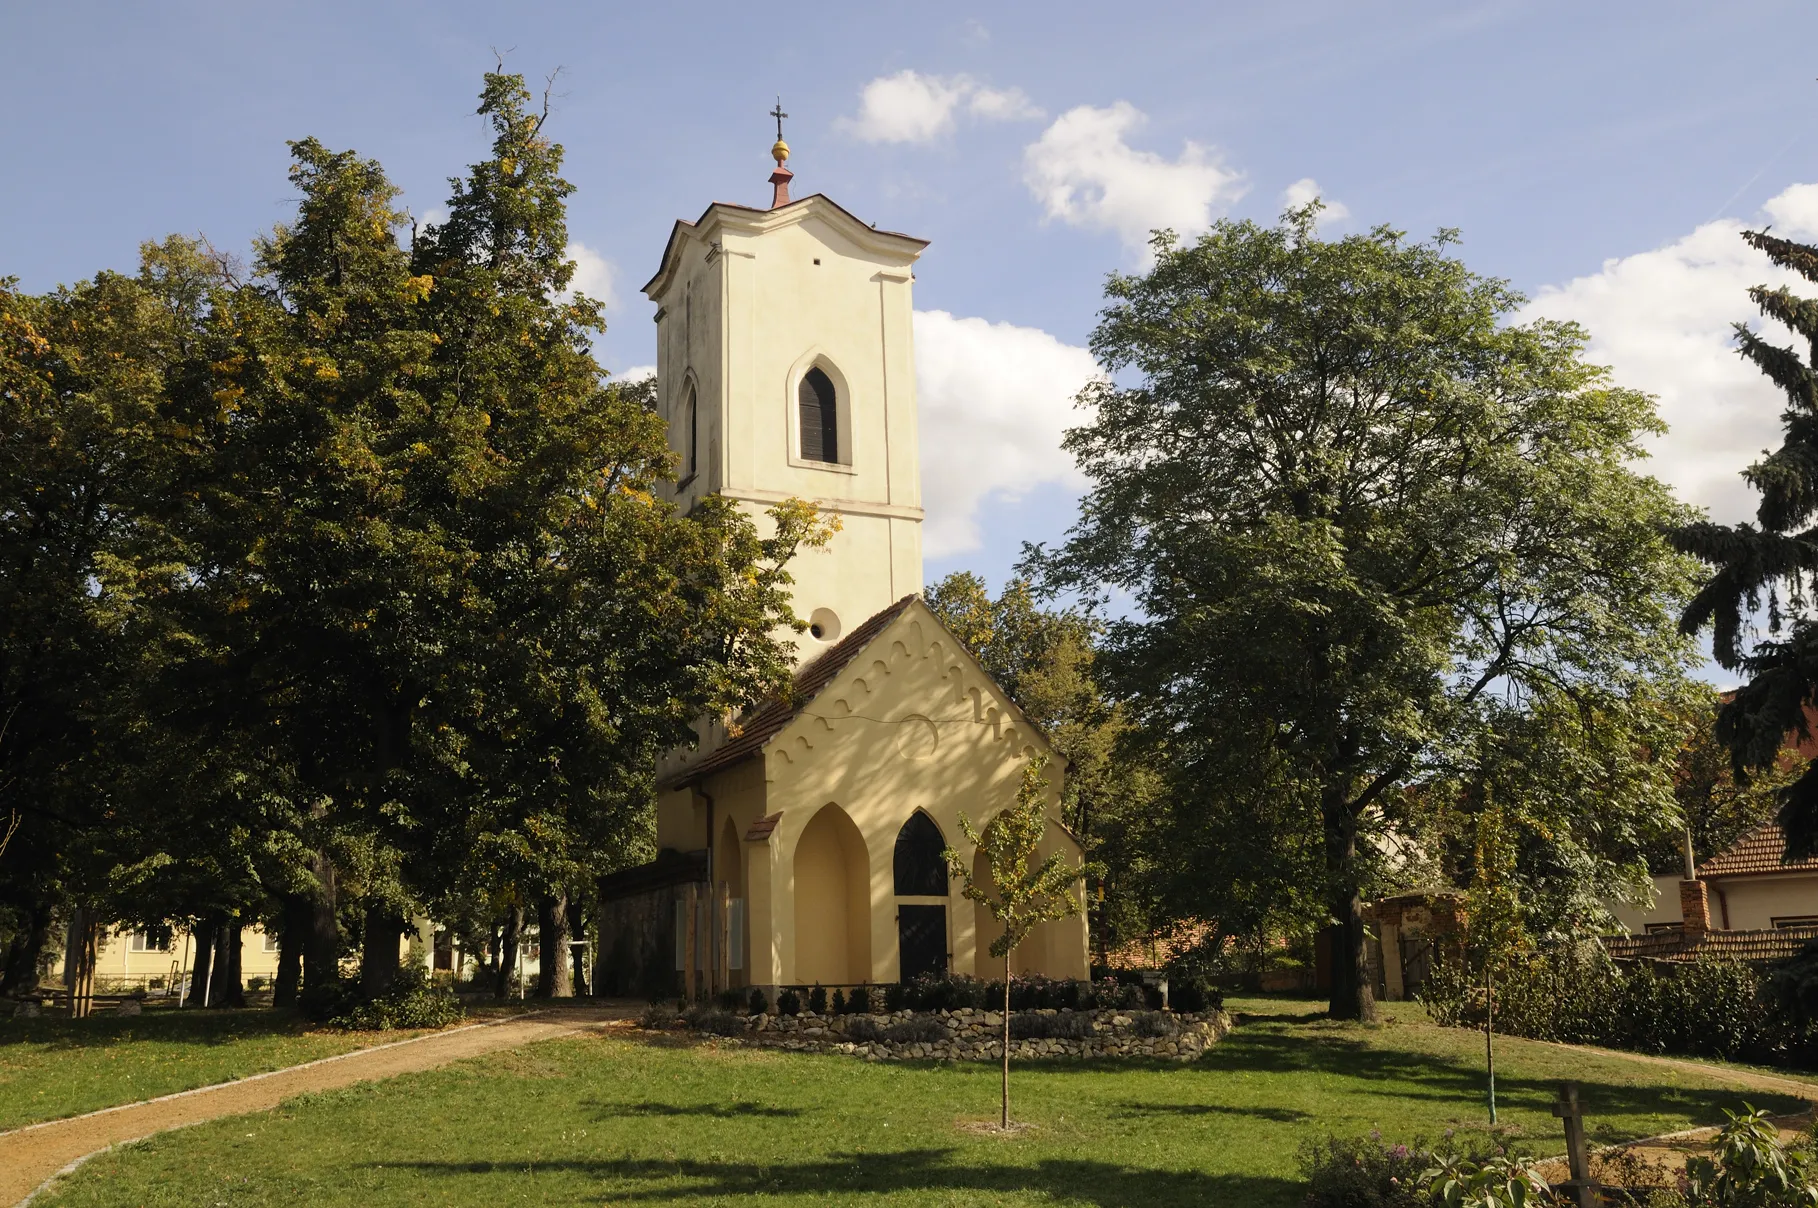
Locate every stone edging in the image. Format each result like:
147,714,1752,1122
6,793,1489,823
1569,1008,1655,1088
655,1005,1232,1062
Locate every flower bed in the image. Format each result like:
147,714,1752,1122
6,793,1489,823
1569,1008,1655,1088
646,1004,1232,1062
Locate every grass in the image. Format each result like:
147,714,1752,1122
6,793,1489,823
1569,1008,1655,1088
0,1005,422,1131
33,994,1812,1207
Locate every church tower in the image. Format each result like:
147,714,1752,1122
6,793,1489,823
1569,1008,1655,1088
640,116,927,652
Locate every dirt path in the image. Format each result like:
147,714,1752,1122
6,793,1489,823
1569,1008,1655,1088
1,1004,635,1206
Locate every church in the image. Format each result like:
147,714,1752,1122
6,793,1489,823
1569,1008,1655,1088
595,125,1091,1001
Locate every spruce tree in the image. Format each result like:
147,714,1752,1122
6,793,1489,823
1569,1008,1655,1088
1678,231,1818,856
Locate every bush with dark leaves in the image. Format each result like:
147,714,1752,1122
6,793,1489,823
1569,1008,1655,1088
883,1016,949,1044
777,988,802,1016
682,1005,744,1036
746,988,769,1016
808,984,828,1015
1298,1133,1438,1208
843,1015,885,1042
1130,1010,1179,1038
326,966,463,1032
1009,1009,1095,1040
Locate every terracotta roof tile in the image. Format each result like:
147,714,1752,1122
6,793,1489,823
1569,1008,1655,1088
744,812,782,842
660,596,919,789
1604,925,1818,964
1697,823,1818,879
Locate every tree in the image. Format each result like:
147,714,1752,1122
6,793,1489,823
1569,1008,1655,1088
1463,795,1527,1124
943,758,1089,1131
1027,207,1700,1020
1674,230,1818,858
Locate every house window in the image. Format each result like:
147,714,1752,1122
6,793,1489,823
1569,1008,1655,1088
798,366,839,464
129,925,173,953
1645,922,1684,935
1773,916,1818,929
893,812,949,897
262,931,282,952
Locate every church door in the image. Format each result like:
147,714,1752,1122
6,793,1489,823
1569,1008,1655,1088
897,906,947,982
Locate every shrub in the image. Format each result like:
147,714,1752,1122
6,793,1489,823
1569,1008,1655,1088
1422,944,1811,1067
832,988,846,1015
1299,1133,1433,1208
746,988,770,1016
777,988,802,1016
327,966,463,1032
1130,1011,1178,1038
843,1015,885,1042
682,1005,744,1036
714,989,740,1010
884,981,908,1013
883,1016,949,1044
639,1001,680,1029
1085,978,1145,1011
808,984,828,1015
847,984,872,1014
1677,1104,1818,1208
1009,1009,1094,1040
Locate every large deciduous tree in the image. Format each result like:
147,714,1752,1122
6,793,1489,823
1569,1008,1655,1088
1026,208,1699,1020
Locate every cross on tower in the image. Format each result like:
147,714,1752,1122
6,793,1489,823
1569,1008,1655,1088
771,97,788,141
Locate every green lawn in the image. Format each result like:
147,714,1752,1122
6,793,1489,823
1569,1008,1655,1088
0,1006,410,1130
34,996,1806,1208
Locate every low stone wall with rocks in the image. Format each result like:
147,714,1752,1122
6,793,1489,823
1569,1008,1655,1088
654,1006,1232,1062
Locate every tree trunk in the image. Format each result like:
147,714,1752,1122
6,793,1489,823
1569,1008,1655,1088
495,905,523,1000
1001,950,1012,1130
302,851,340,998
569,902,589,997
0,899,52,997
537,891,572,998
272,894,309,1008
1324,803,1377,1022
188,914,219,1008
360,906,402,1000
214,916,245,1008
63,907,99,1018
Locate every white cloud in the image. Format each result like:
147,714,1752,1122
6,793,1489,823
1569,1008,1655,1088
837,70,1043,145
1281,177,1350,226
1023,102,1245,259
617,364,655,383
565,241,616,308
913,309,1100,557
968,85,1041,123
1521,182,1818,525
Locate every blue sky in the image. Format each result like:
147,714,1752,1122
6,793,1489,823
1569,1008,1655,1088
6,1,1818,601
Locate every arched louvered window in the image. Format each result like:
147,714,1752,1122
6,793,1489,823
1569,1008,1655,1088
893,811,948,897
798,366,839,464
684,385,698,478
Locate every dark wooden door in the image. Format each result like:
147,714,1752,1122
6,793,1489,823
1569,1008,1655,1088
897,905,948,982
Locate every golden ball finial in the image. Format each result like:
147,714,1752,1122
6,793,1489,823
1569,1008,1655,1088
771,138,790,166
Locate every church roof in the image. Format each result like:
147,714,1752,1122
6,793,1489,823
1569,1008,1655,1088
641,193,928,298
661,595,921,789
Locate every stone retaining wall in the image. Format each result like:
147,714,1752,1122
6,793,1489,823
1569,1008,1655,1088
660,1006,1232,1062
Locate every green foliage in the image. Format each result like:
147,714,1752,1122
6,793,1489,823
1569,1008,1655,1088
1420,1151,1556,1208
1423,947,1813,1067
944,758,1090,964
807,984,828,1015
1680,1106,1818,1208
1299,1132,1434,1208
1673,229,1818,860
680,1005,742,1036
1008,1010,1094,1040
1025,206,1700,1017
325,965,463,1032
776,988,801,1016
746,988,769,1016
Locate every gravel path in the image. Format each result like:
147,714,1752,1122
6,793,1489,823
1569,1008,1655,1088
2,1004,635,1206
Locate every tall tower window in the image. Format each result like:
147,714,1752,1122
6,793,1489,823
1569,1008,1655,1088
684,385,698,479
798,366,839,464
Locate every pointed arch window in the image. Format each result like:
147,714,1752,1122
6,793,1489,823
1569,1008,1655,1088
684,385,698,479
798,366,839,464
894,812,948,897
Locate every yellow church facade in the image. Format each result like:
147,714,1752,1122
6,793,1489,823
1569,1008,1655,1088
595,139,1089,999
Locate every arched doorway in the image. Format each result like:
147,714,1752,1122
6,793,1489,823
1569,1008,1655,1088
793,804,871,985
894,812,948,982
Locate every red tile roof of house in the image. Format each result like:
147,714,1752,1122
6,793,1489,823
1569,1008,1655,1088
1697,823,1818,879
1605,924,1818,964
659,596,919,789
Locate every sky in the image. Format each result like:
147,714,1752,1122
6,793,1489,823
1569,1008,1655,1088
6,1,1818,639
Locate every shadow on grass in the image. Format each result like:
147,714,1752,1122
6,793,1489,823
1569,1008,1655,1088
0,1007,316,1052
1115,1100,1312,1123
381,1151,1301,1208
588,1100,804,1119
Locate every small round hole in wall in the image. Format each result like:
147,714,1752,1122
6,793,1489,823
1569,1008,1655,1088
809,608,841,642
